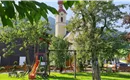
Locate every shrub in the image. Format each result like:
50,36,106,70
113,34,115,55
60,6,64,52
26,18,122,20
40,67,45,72
0,67,5,70
13,61,18,65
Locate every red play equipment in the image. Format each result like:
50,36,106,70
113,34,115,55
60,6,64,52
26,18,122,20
28,56,40,80
28,36,50,80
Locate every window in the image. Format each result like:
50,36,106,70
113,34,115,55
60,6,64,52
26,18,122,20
19,56,26,65
61,17,63,22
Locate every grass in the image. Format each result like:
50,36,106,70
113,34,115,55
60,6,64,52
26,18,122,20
48,72,92,80
0,72,130,80
0,73,28,80
49,72,130,80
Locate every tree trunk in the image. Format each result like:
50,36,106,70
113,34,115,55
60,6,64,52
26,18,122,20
85,12,101,80
44,51,49,75
92,53,101,80
59,66,63,73
25,49,31,65
34,44,36,56
115,58,118,72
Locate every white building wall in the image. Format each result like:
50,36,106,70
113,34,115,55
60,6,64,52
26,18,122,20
55,12,67,37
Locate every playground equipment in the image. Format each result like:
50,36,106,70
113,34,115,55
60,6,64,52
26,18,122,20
28,56,40,80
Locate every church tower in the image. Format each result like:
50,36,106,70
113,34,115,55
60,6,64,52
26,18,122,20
55,0,67,37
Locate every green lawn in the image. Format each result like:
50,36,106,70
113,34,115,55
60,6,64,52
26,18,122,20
0,73,28,80
49,72,130,80
0,72,130,80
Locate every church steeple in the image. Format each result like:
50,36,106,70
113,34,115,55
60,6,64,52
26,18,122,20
58,0,66,14
55,0,67,37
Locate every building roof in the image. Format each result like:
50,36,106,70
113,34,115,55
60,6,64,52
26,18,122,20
58,0,63,4
58,0,67,14
58,8,67,14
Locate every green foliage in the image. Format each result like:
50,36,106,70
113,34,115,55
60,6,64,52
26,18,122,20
63,1,84,10
0,0,78,27
13,61,18,65
49,37,70,68
98,31,130,67
65,1,128,79
0,19,51,58
0,67,5,70
39,67,45,72
66,0,128,62
0,1,58,27
100,31,129,59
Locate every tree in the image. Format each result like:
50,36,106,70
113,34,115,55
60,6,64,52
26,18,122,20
49,37,70,73
98,30,130,71
0,19,51,64
65,1,127,80
74,31,90,72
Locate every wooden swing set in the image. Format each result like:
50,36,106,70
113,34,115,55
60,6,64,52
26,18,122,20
47,50,77,79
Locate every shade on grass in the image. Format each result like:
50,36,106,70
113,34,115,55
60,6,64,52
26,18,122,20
49,72,92,80
0,73,28,80
101,72,130,80
49,72,130,80
0,72,130,80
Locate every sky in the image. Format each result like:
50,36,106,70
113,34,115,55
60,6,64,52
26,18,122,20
37,0,130,32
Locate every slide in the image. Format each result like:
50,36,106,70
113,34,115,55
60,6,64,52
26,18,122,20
29,59,40,79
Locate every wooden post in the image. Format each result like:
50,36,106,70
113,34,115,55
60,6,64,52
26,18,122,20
74,51,76,79
44,51,49,76
48,51,50,75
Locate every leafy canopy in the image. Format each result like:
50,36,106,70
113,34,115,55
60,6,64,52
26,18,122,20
0,19,51,57
49,37,70,68
0,0,78,27
0,1,58,27
65,1,127,79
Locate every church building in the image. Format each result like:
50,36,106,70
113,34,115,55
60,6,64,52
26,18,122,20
55,1,67,37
